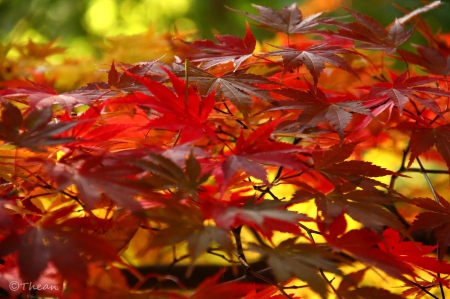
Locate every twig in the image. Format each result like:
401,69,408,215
232,227,292,298
407,279,440,299
306,228,343,299
206,248,236,263
416,157,445,299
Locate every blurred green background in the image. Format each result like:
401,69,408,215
1,0,449,90
1,0,450,58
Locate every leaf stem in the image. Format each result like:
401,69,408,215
305,227,343,299
416,157,446,299
185,59,189,113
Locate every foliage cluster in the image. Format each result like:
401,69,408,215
1,1,450,299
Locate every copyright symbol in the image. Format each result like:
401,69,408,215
9,281,19,291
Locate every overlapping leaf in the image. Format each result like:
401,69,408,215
221,119,309,186
41,156,145,211
330,8,414,54
183,23,255,70
248,240,344,299
267,43,359,87
0,101,77,151
311,143,404,188
0,206,119,289
409,194,450,260
396,122,450,171
143,201,233,262
270,87,371,141
174,65,276,115
398,45,450,76
120,68,216,143
226,3,336,35
202,197,310,238
378,228,450,274
362,71,450,115
320,216,416,282
0,80,94,110
135,153,210,200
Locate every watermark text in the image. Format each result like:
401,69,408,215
9,281,59,292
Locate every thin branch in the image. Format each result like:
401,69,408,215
231,251,292,299
407,279,440,299
166,253,190,273
232,227,292,298
416,157,445,299
307,229,343,299
402,168,448,174
283,284,309,290
299,223,321,236
206,248,236,263
184,58,189,113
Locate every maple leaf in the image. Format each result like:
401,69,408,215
107,60,170,91
270,87,371,141
41,156,145,212
120,67,216,143
320,216,416,282
267,43,359,87
401,277,450,299
135,153,211,200
309,143,406,189
60,61,172,102
174,64,276,115
183,23,255,70
398,45,450,76
248,240,344,299
226,3,336,35
0,101,77,151
202,197,310,238
362,71,449,115
244,286,300,299
409,195,450,260
143,201,233,262
0,206,120,290
190,269,259,299
339,287,405,299
221,119,309,186
330,8,414,54
95,210,141,255
395,122,450,171
378,228,450,275
294,182,406,232
0,80,94,110
58,105,134,146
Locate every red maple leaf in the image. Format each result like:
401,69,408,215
409,195,450,260
0,206,120,293
221,118,309,186
330,8,414,54
270,86,372,141
378,228,450,275
320,214,416,282
190,269,261,299
362,71,449,115
121,68,216,144
226,3,336,35
174,65,276,115
267,43,359,87
0,100,77,151
183,23,256,70
202,197,310,238
0,80,94,110
398,45,450,77
395,121,450,171
41,155,145,211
